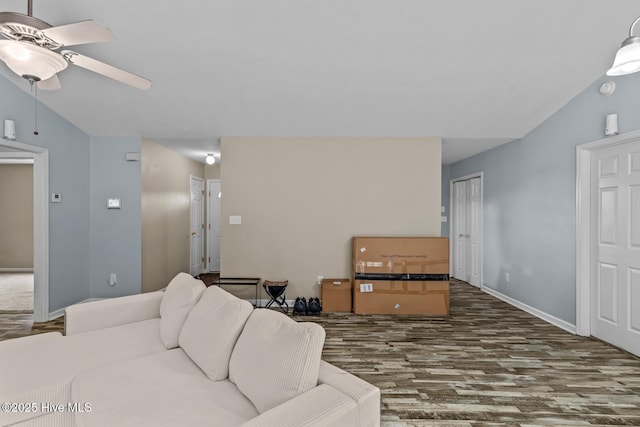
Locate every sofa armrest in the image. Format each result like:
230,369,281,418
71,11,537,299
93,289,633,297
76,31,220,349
241,384,357,427
318,361,381,427
65,291,164,335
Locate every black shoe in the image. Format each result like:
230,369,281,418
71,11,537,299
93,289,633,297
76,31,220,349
308,297,321,315
293,297,307,315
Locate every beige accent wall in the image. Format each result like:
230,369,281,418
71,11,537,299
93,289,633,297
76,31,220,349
141,140,204,292
220,137,442,299
0,164,33,269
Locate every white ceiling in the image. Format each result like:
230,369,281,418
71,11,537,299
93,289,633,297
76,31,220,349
2,0,640,164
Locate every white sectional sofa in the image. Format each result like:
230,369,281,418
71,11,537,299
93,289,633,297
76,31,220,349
0,273,380,427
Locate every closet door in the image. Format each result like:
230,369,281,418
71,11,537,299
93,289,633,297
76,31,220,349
453,180,468,281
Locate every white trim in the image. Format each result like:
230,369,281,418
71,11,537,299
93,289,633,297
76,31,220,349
205,179,221,272
0,268,34,272
0,139,49,322
254,298,297,309
483,286,577,334
189,175,205,276
48,307,65,320
449,172,483,289
575,129,640,337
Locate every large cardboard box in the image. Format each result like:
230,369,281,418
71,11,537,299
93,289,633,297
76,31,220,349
353,280,449,315
352,237,450,315
321,278,352,312
353,237,449,275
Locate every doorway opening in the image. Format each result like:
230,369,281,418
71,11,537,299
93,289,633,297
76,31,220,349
0,158,34,312
0,140,49,322
450,173,483,288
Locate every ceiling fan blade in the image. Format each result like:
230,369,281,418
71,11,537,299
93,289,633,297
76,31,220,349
37,74,61,90
41,20,113,47
61,50,151,90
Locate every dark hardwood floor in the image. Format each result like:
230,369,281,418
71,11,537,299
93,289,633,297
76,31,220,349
1,280,639,426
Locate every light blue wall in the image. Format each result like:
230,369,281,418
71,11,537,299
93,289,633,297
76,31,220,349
448,72,640,325
89,137,142,298
0,77,91,311
1,78,144,313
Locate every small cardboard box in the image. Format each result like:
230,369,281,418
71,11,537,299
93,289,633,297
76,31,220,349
353,280,449,315
352,237,449,275
321,278,352,312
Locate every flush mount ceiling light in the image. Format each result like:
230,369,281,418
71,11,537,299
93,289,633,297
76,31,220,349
205,153,216,165
608,16,640,76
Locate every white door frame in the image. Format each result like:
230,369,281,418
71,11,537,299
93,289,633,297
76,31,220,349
576,129,640,336
206,179,221,272
449,172,483,288
0,140,49,322
189,175,205,276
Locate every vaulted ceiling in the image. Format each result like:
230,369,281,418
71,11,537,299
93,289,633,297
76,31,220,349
2,0,640,164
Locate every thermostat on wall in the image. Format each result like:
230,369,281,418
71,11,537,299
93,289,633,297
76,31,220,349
107,198,121,209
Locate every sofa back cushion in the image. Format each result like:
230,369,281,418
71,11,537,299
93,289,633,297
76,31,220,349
159,273,206,349
229,309,326,413
179,286,254,381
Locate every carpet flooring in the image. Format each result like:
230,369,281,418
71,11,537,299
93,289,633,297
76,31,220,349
0,273,33,312
1,280,638,426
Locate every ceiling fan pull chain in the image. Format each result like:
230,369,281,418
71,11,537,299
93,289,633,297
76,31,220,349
29,79,39,135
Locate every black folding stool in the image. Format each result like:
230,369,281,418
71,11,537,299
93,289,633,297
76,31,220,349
262,280,289,313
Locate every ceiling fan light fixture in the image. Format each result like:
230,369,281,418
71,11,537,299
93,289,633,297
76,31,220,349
608,16,640,76
205,154,216,165
607,37,640,76
0,41,67,81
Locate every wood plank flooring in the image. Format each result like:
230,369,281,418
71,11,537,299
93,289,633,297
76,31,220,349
1,280,638,426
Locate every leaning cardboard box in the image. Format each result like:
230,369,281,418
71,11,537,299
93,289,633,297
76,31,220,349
321,278,352,312
352,237,450,315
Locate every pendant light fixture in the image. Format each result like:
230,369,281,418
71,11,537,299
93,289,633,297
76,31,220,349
608,16,640,76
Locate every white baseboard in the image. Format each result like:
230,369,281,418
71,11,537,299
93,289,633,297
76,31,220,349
48,298,104,321
0,268,34,273
48,308,65,320
482,286,576,334
252,298,297,308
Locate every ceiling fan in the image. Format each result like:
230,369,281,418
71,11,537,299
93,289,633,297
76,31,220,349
0,0,151,90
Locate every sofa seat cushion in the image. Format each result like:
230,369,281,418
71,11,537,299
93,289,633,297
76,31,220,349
72,349,259,427
0,319,165,426
1,318,165,399
229,309,326,413
159,272,206,349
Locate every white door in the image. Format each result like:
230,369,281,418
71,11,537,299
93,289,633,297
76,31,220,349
189,175,204,276
591,141,640,356
206,179,221,272
452,176,482,287
453,181,468,281
468,177,481,287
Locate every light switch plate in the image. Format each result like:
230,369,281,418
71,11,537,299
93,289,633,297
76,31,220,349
229,215,242,225
107,198,121,209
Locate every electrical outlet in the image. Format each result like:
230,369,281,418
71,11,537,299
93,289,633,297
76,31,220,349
109,273,117,286
505,272,510,283
316,275,323,285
